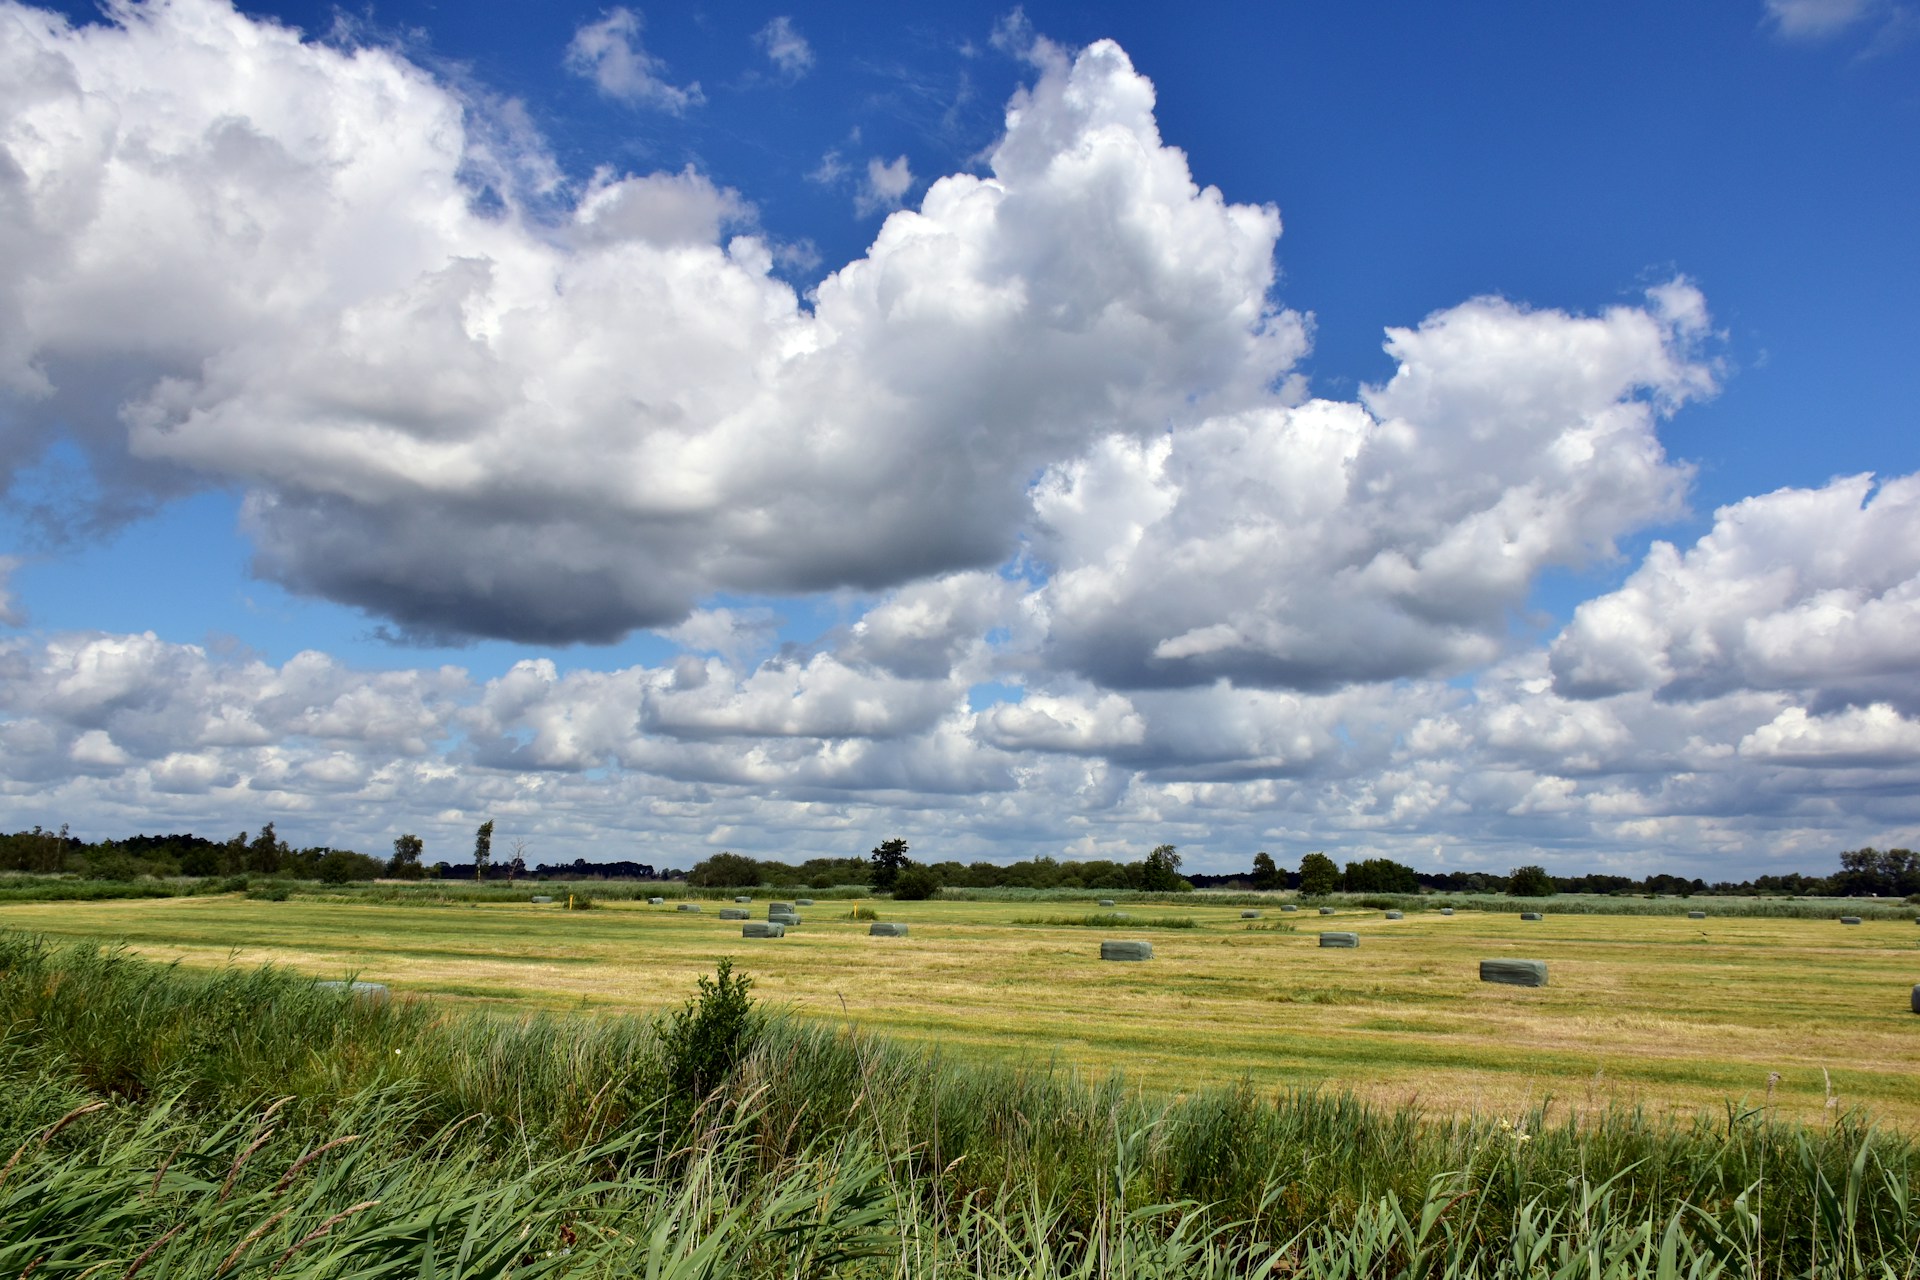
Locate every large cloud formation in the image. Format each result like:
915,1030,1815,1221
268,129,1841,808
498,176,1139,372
2,3,1299,641
1,1,1916,872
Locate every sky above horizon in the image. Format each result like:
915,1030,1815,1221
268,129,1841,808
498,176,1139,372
1,0,1916,876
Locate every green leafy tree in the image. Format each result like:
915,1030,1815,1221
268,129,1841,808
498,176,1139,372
689,851,761,888
388,833,425,879
869,837,911,891
656,958,759,1105
1508,865,1557,897
1250,851,1280,891
891,865,942,900
1298,851,1339,897
245,823,285,875
1139,844,1186,892
473,820,494,879
1343,857,1420,894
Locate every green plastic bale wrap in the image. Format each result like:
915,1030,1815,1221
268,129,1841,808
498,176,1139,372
676,903,701,913
1520,912,1544,921
769,902,794,914
769,911,800,927
1318,907,1335,916
1841,916,1863,925
1687,911,1706,919
742,922,785,939
734,895,752,904
796,898,815,907
1241,910,1261,919
1384,910,1403,920
1481,959,1549,988
870,922,909,937
530,895,554,904
1281,904,1297,912
718,908,749,920
1440,907,1455,916
1099,899,1116,907
1100,940,1153,962
648,896,664,905
1319,932,1359,948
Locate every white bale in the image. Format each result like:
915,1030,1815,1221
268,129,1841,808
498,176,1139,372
1319,932,1359,948
870,922,909,937
742,921,785,938
1480,959,1548,988
1100,939,1153,961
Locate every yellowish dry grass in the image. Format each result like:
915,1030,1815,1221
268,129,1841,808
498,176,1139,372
6,893,1917,1127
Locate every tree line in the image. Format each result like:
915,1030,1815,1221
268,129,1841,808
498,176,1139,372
4,822,1916,899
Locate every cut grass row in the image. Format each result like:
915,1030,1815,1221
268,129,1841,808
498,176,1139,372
1,932,1916,1277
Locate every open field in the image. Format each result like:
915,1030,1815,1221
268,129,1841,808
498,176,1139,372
5,889,1917,1127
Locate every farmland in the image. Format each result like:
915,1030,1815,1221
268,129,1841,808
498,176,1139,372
5,887,1915,1128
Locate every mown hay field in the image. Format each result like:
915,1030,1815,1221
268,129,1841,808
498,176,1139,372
6,891,1916,1127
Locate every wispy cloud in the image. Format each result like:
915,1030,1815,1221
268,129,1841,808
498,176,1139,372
754,16,814,79
565,8,703,112
855,154,914,215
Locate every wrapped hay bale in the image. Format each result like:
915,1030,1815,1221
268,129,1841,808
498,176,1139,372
769,911,800,927
719,908,749,920
1319,932,1359,948
1840,916,1862,925
1440,907,1455,916
1281,904,1297,912
1384,911,1403,920
1480,959,1548,988
1241,910,1261,919
1520,912,1544,921
742,922,785,939
770,902,794,913
1687,910,1706,919
734,895,752,904
648,896,664,905
317,980,389,1003
1318,907,1335,916
796,898,815,907
530,895,554,904
1100,940,1153,961
676,903,701,913
870,922,909,937
1099,899,1116,907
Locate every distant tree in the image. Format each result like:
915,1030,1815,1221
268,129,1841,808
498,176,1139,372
1298,851,1339,897
1250,851,1280,892
389,833,425,879
473,820,494,879
1507,865,1557,897
869,838,912,891
246,823,285,875
689,852,761,888
507,838,529,882
891,865,942,900
1139,844,1187,892
1343,857,1419,894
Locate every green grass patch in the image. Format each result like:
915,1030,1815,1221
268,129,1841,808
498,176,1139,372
1011,912,1198,929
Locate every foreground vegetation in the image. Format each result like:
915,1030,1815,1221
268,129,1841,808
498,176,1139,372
2,933,1917,1277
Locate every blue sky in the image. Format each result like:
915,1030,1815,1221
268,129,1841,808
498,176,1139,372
0,0,1916,874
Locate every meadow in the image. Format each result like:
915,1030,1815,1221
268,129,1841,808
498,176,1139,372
4,886,1916,1128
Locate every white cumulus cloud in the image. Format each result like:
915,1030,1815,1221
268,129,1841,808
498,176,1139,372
564,8,703,111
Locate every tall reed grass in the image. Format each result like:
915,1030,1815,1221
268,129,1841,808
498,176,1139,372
2,932,1915,1277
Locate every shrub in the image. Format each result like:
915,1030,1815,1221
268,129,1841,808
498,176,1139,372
1508,865,1557,897
890,866,942,900
655,958,758,1101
